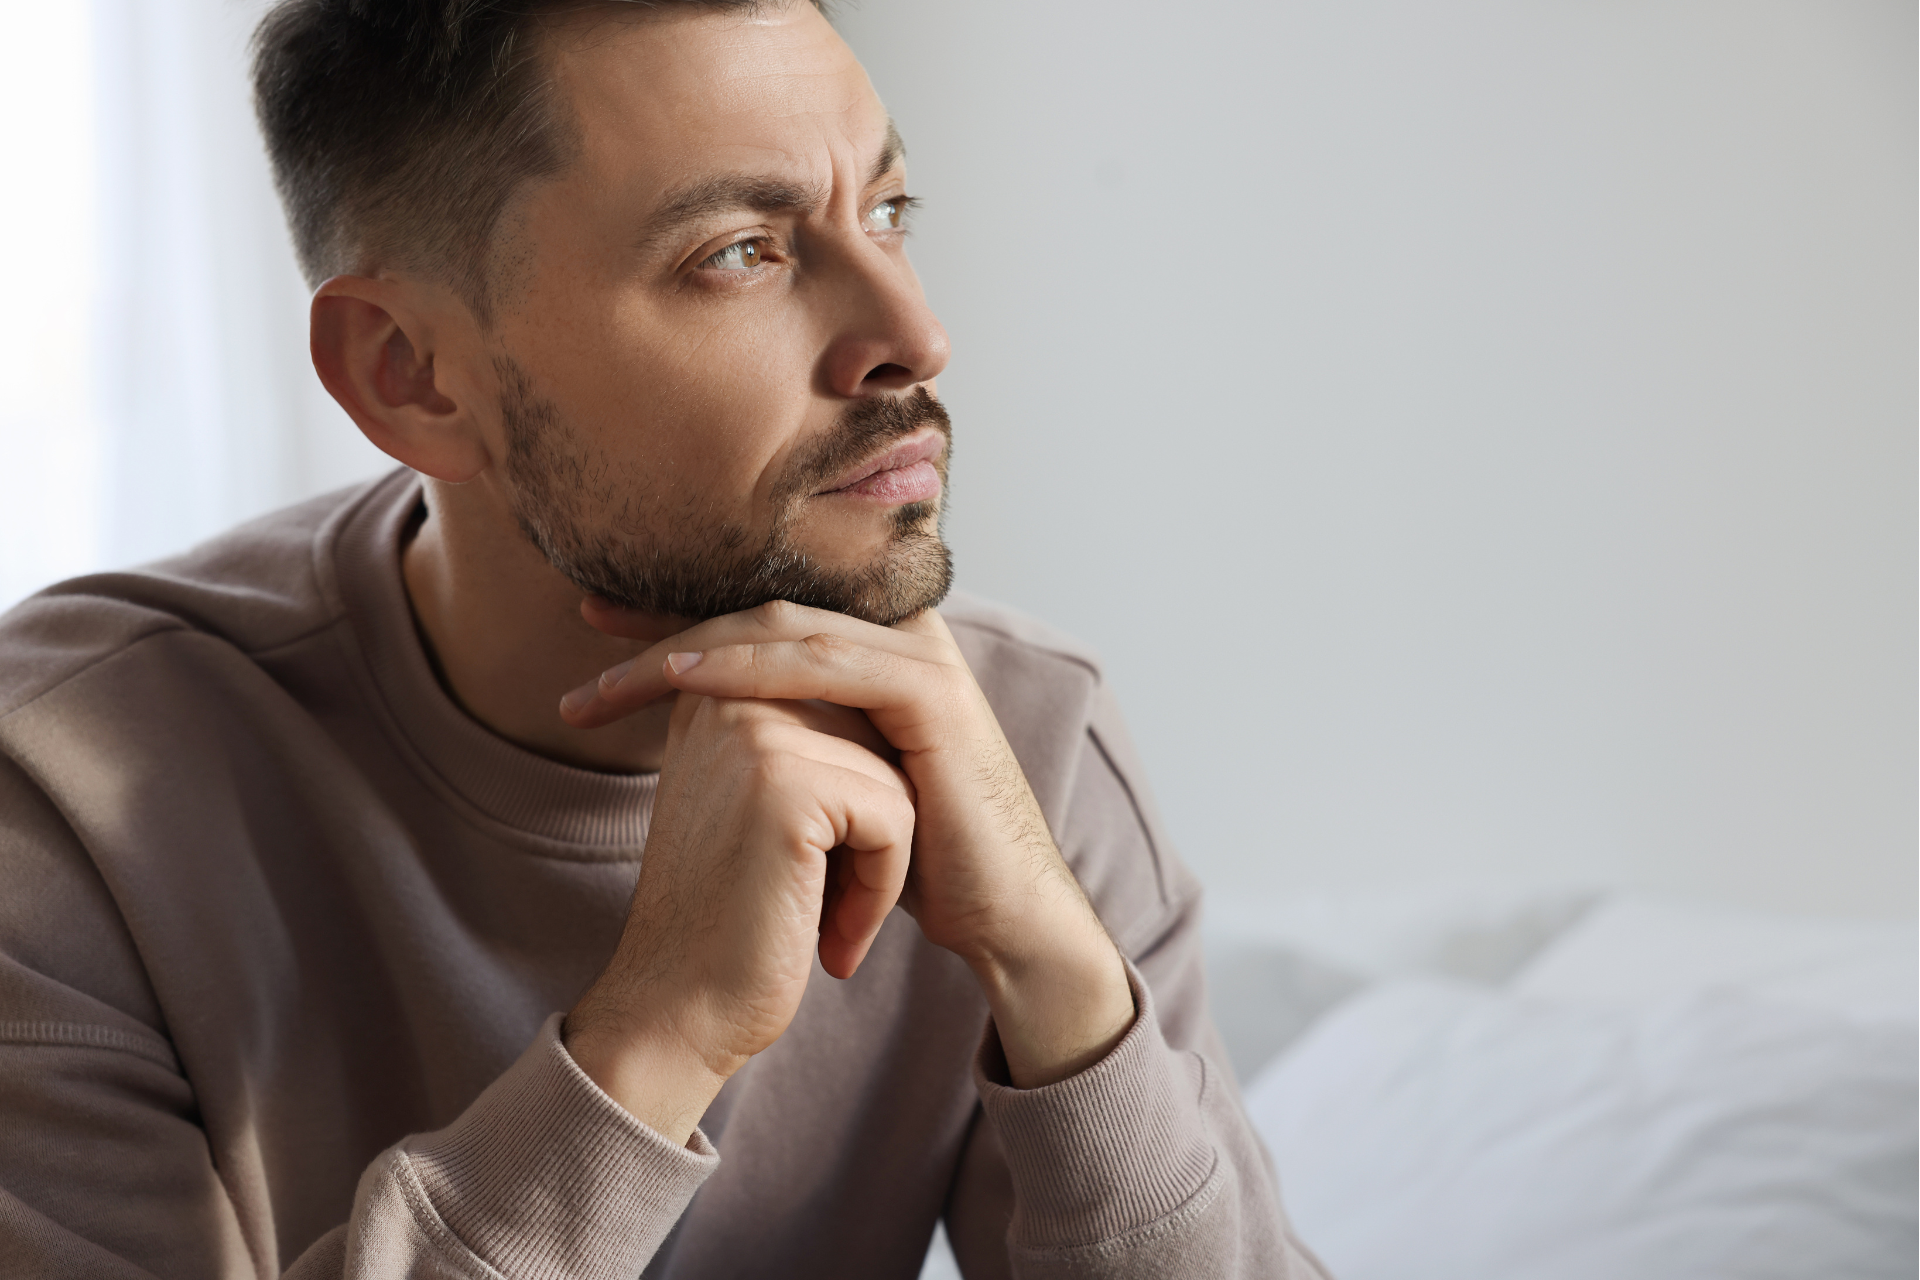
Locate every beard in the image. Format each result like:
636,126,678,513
495,356,954,626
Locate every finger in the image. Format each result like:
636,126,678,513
801,765,915,979
892,607,955,646
816,818,914,981
817,847,907,979
561,600,952,728
674,700,911,797
584,597,911,653
584,599,923,664
773,720,914,799
753,697,896,763
661,636,966,751
578,595,694,643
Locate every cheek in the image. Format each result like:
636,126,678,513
539,296,820,513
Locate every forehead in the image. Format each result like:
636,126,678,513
541,4,887,187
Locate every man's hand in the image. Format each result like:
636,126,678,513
560,600,1136,1108
563,691,916,1145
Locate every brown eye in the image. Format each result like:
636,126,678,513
704,239,763,271
864,199,906,232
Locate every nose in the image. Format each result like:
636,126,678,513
818,244,951,398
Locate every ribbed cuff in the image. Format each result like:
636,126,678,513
405,1013,719,1280
974,960,1219,1250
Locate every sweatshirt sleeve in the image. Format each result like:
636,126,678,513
964,954,1329,1280
941,682,1331,1280
0,754,717,1280
0,1003,717,1279
291,1014,718,1280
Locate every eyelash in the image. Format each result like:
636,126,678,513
695,195,918,273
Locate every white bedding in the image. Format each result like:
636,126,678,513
1242,894,1918,1280
1247,978,1915,1279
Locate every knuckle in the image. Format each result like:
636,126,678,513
803,631,850,662
933,667,975,715
756,599,803,630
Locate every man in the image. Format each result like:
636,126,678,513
0,1,1326,1276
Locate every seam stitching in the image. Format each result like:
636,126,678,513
391,1152,509,1280
1012,1162,1229,1262
1085,721,1190,954
0,1020,180,1071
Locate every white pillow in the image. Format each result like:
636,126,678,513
1512,896,1917,1024
1246,977,1917,1280
1203,885,1602,1078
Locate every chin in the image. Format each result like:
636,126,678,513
805,497,940,559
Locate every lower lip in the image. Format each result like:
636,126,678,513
837,459,941,505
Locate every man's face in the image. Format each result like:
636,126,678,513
479,1,953,625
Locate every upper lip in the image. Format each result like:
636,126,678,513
818,428,947,493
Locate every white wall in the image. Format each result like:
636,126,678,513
833,0,1917,918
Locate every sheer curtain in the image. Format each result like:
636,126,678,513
0,0,390,612
0,4,104,609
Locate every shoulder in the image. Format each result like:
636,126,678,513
940,589,1106,679
0,478,386,722
0,479,401,1026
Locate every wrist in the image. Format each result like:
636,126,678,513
965,907,1135,1089
562,1002,735,1147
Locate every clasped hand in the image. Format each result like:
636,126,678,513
557,600,1134,1144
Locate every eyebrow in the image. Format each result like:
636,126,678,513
636,119,909,257
868,118,906,188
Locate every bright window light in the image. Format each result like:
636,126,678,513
0,3,100,609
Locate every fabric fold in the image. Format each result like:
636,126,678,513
403,1014,719,1280
974,960,1221,1251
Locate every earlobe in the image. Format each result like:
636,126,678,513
310,277,492,484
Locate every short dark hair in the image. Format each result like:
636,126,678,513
252,0,821,324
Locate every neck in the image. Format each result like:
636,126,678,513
401,476,675,772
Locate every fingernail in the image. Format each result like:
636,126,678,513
559,682,598,715
598,658,636,689
666,651,704,675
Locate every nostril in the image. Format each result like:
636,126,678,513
864,363,913,385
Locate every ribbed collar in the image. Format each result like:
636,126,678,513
321,469,657,855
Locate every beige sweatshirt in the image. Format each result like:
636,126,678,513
0,470,1327,1279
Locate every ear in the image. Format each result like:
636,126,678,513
310,276,493,483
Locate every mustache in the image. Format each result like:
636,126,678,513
780,386,952,499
